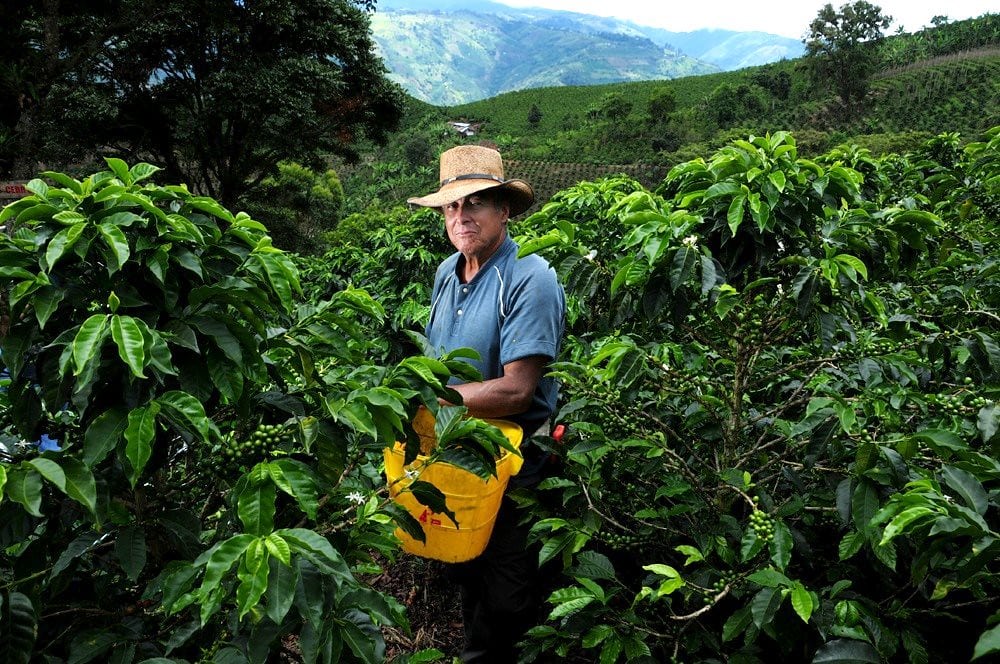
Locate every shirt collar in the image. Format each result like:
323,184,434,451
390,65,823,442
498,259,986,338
453,236,517,285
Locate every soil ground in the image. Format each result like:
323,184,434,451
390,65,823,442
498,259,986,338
369,555,465,661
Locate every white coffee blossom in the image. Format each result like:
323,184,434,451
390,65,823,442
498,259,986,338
682,235,698,247
585,249,597,261
346,491,367,505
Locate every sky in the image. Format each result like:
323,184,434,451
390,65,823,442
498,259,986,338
490,0,998,39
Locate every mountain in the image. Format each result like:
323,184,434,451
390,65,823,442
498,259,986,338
370,0,803,105
631,28,804,70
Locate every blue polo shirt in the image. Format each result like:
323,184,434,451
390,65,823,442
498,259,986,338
426,236,565,437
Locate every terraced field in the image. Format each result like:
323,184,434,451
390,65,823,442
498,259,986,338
506,159,671,215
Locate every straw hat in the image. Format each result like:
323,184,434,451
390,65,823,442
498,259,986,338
408,145,534,217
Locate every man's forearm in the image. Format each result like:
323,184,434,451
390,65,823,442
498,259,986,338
441,355,547,419
446,378,535,419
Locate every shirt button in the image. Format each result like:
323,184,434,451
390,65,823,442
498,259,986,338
457,309,463,316
462,287,468,293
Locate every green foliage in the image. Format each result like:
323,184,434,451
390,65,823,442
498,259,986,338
528,103,543,128
513,127,1000,662
403,134,436,169
1,0,404,206
750,67,792,101
867,54,1000,137
305,205,453,363
593,94,634,123
647,88,678,121
0,160,495,662
0,3,122,177
340,160,438,215
702,82,769,128
239,161,345,255
429,16,998,170
804,1,894,114
878,13,1000,69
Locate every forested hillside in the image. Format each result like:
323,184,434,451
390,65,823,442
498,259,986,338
370,0,801,105
370,8,714,106
344,13,998,216
450,15,998,156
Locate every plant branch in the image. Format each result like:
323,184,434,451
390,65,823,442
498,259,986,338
669,585,730,620
580,477,631,532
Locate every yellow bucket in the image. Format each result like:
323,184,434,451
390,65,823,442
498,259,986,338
384,410,523,563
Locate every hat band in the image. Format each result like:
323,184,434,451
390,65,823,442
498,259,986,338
440,173,505,187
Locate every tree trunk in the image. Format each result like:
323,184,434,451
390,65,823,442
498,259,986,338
9,107,43,180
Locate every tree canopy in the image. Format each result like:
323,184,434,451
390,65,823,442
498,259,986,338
0,0,404,206
804,1,893,115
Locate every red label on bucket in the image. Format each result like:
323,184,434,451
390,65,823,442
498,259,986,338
417,509,442,526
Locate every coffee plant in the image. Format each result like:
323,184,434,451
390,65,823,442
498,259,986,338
514,128,1000,663
4,131,999,663
0,160,500,663
301,204,452,364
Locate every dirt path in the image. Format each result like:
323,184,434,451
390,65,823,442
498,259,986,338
370,555,465,659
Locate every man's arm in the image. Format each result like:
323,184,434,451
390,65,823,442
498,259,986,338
444,355,547,419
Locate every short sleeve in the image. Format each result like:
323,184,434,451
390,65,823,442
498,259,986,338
498,258,565,366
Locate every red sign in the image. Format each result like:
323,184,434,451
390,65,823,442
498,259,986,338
0,181,29,199
417,509,442,526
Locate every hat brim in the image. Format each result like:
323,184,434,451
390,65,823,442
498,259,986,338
408,179,534,217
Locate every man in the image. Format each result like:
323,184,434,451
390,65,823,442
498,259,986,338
408,144,566,662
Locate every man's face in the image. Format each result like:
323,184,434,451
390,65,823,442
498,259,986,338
443,192,509,264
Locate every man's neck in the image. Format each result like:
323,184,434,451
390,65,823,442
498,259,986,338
458,235,509,283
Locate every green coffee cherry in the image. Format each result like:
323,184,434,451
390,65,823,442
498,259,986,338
749,510,775,542
223,422,294,461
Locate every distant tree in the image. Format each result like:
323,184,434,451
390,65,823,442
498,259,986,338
1,0,404,207
403,134,434,168
650,126,683,154
596,93,633,123
704,83,767,127
804,1,893,115
751,69,792,101
647,89,677,121
527,103,543,127
930,15,950,27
